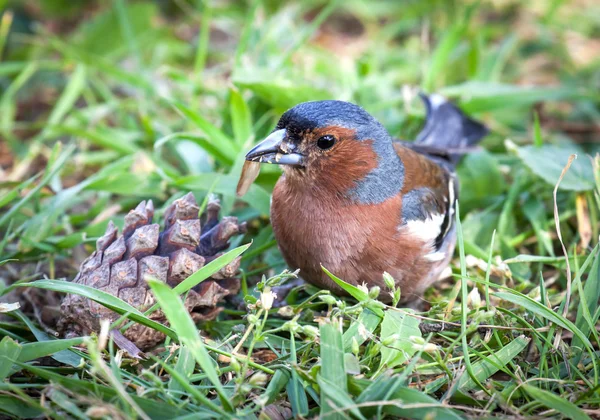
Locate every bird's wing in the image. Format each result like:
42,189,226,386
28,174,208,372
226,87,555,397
394,143,455,252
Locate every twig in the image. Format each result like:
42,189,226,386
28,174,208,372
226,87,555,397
552,154,576,351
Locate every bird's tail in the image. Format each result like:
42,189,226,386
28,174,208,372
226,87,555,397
414,93,488,164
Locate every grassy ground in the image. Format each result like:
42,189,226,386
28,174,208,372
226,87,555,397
1,0,600,418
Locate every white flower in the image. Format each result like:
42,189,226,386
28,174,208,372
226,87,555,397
260,288,278,310
358,282,369,295
467,287,482,309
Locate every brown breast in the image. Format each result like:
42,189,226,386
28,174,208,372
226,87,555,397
270,175,436,301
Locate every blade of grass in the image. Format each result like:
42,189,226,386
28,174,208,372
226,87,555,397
17,337,86,363
0,143,76,229
153,356,229,417
319,317,347,420
523,384,591,420
458,335,530,392
286,332,308,417
0,337,21,380
19,280,176,340
147,279,233,412
455,201,489,394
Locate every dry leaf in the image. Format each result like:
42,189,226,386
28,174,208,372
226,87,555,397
236,160,261,197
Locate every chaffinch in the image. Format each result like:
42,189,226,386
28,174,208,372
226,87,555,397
244,94,487,304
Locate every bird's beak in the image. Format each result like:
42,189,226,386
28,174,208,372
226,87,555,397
245,129,305,167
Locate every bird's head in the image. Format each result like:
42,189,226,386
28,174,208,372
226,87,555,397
245,100,403,202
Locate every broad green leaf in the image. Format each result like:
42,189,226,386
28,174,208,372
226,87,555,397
0,396,43,418
379,310,421,370
342,308,381,352
523,385,591,420
320,318,347,420
147,279,233,411
517,145,595,191
457,150,506,210
458,335,530,392
0,336,21,380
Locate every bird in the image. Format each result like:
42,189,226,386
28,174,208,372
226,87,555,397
244,94,488,304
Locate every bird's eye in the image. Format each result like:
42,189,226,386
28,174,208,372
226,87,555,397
316,135,336,150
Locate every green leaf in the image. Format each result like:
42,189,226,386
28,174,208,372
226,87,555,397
318,376,366,420
47,388,88,420
441,82,588,113
342,308,381,352
423,23,466,91
154,356,228,417
147,279,233,412
42,64,87,138
493,291,593,350
263,369,291,406
321,266,377,313
0,144,76,229
458,335,530,392
354,376,463,420
167,346,195,398
0,396,43,418
516,145,595,191
533,112,543,147
16,362,187,419
379,310,421,370
10,309,83,367
174,243,251,295
573,248,600,354
172,101,237,162
20,280,177,341
0,336,21,380
320,318,348,420
229,87,253,146
235,78,330,112
287,332,308,417
74,2,158,57
456,150,506,210
17,337,86,363
523,385,591,420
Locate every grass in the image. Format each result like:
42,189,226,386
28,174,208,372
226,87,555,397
1,0,600,418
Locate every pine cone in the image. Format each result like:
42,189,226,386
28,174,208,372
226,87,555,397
58,193,246,350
